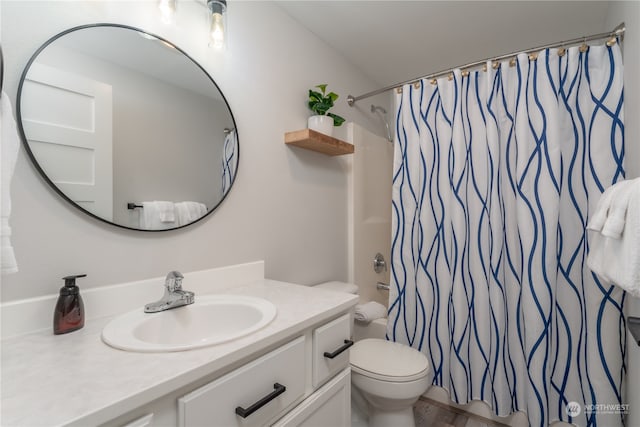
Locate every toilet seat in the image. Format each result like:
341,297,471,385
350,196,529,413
350,338,429,382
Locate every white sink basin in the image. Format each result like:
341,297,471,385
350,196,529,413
101,295,277,352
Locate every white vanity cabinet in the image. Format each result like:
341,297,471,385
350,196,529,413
105,312,353,427
1,272,359,427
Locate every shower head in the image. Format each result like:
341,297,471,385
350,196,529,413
371,104,387,114
370,104,393,143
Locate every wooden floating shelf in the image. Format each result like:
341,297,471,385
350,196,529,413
284,128,354,156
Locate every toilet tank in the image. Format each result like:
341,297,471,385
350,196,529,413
353,318,387,341
314,281,359,294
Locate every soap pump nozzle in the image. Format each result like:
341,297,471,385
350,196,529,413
61,274,85,294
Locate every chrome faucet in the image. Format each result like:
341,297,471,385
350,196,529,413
144,271,195,313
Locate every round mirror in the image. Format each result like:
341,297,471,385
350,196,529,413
17,24,238,231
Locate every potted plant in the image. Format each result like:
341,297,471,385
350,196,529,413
307,84,345,136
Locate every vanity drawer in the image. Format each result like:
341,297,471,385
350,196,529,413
313,313,352,387
178,336,306,427
273,368,351,427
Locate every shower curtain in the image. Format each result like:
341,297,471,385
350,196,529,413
221,129,238,196
388,43,625,427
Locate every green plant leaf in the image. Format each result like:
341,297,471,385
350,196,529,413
308,90,323,101
328,112,346,126
308,84,340,117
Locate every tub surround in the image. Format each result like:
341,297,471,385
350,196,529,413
0,262,358,426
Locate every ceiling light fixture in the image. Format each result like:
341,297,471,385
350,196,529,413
207,0,227,49
157,0,177,24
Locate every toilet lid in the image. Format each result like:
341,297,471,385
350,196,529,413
350,339,429,382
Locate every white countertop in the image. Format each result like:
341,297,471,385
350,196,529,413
0,279,357,426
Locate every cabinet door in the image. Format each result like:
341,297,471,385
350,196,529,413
313,314,351,388
179,336,306,427
273,368,350,427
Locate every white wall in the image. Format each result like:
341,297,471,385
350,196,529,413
0,0,390,302
606,2,640,426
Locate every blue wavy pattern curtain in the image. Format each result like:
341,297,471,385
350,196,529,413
221,129,238,196
388,44,625,426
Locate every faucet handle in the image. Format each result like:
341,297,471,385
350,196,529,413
165,271,184,292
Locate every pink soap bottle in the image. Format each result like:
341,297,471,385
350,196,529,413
53,274,86,335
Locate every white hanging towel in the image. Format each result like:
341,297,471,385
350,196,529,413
587,180,640,296
140,201,176,230
1,92,20,274
175,202,207,226
587,178,640,238
155,201,175,223
354,301,387,323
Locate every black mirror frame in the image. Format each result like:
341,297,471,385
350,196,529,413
16,23,239,232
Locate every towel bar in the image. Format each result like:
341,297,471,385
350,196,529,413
628,316,640,346
127,203,143,209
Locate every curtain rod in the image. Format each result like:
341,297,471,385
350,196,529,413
347,22,625,107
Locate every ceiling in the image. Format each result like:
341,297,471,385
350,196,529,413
277,1,613,89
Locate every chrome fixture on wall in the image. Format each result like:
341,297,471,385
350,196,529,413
376,282,390,291
371,105,393,143
373,253,387,274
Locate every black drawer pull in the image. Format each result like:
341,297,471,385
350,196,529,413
323,339,354,359
235,383,286,418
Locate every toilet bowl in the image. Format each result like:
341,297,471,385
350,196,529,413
350,338,430,427
314,281,431,427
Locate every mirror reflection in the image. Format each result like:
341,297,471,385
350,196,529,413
18,24,238,231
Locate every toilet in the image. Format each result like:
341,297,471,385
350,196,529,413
315,281,430,427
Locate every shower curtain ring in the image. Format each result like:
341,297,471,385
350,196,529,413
579,37,589,53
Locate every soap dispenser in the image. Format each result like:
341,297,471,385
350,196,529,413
54,274,86,335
